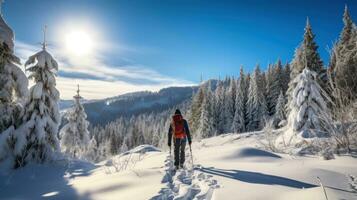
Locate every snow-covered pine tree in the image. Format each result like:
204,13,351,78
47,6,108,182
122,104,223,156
60,85,90,159
232,66,247,133
189,84,205,134
214,80,226,134
282,63,291,95
287,68,331,139
198,82,215,138
224,77,236,132
85,136,98,162
287,18,326,116
0,9,29,164
274,90,286,128
13,28,61,168
120,136,128,153
247,65,268,131
266,62,281,116
329,5,357,103
244,73,251,129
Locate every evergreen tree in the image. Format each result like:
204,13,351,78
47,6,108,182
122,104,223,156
86,136,98,162
198,83,215,138
329,5,357,102
214,80,226,134
290,18,324,79
266,62,281,116
60,85,90,159
189,85,205,134
224,77,236,132
232,67,247,133
0,11,29,164
13,29,61,168
247,65,268,131
120,137,128,153
287,18,326,115
274,90,286,127
244,73,251,129
282,63,291,94
287,68,331,138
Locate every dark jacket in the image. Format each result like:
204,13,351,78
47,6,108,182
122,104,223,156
168,119,192,146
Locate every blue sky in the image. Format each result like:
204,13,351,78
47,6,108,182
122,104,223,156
3,0,357,99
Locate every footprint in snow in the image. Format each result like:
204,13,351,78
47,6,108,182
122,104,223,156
150,154,219,200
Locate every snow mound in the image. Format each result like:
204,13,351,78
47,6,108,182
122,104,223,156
226,147,282,160
122,145,161,156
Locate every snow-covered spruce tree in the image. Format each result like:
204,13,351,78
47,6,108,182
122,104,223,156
247,65,268,131
287,18,326,115
198,82,215,138
60,85,90,159
0,11,29,164
329,5,357,103
282,63,291,95
266,59,290,116
273,91,286,128
232,66,247,133
120,136,128,153
189,85,205,134
285,68,331,147
224,78,236,133
214,80,226,134
85,136,98,162
13,32,61,168
266,63,281,116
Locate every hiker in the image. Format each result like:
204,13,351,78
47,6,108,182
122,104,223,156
168,109,192,170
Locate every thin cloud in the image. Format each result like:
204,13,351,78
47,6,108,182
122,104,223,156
14,41,194,100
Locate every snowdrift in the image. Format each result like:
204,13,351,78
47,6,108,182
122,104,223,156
225,147,282,162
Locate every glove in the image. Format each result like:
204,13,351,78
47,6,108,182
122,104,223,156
168,143,171,147
189,141,192,145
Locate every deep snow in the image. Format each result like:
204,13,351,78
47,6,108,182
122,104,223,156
1,133,357,200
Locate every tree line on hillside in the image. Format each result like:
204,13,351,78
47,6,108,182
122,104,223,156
189,7,357,155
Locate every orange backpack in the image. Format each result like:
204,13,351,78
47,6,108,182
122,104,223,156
172,114,186,139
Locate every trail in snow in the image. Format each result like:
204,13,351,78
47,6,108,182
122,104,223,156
151,151,219,200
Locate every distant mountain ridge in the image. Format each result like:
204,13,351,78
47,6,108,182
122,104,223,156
60,86,198,126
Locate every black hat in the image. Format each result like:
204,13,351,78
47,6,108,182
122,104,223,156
175,109,181,115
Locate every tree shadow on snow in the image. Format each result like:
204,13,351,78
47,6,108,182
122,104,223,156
199,167,317,189
0,160,96,200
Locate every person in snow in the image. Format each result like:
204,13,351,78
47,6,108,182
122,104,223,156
168,109,192,169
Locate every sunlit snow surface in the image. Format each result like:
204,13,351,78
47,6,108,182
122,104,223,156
1,132,357,200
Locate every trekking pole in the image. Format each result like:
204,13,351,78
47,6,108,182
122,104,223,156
169,145,172,158
189,144,194,168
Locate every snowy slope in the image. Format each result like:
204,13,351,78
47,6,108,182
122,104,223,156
1,133,357,200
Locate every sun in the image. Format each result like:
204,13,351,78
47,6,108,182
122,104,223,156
65,30,93,56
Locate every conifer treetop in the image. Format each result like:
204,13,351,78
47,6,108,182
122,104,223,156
41,25,48,50
74,84,82,99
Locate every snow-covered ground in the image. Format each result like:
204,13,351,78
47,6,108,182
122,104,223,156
1,132,357,200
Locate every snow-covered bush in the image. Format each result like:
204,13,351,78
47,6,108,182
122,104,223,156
319,142,335,160
60,85,90,159
348,174,357,193
260,119,280,152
